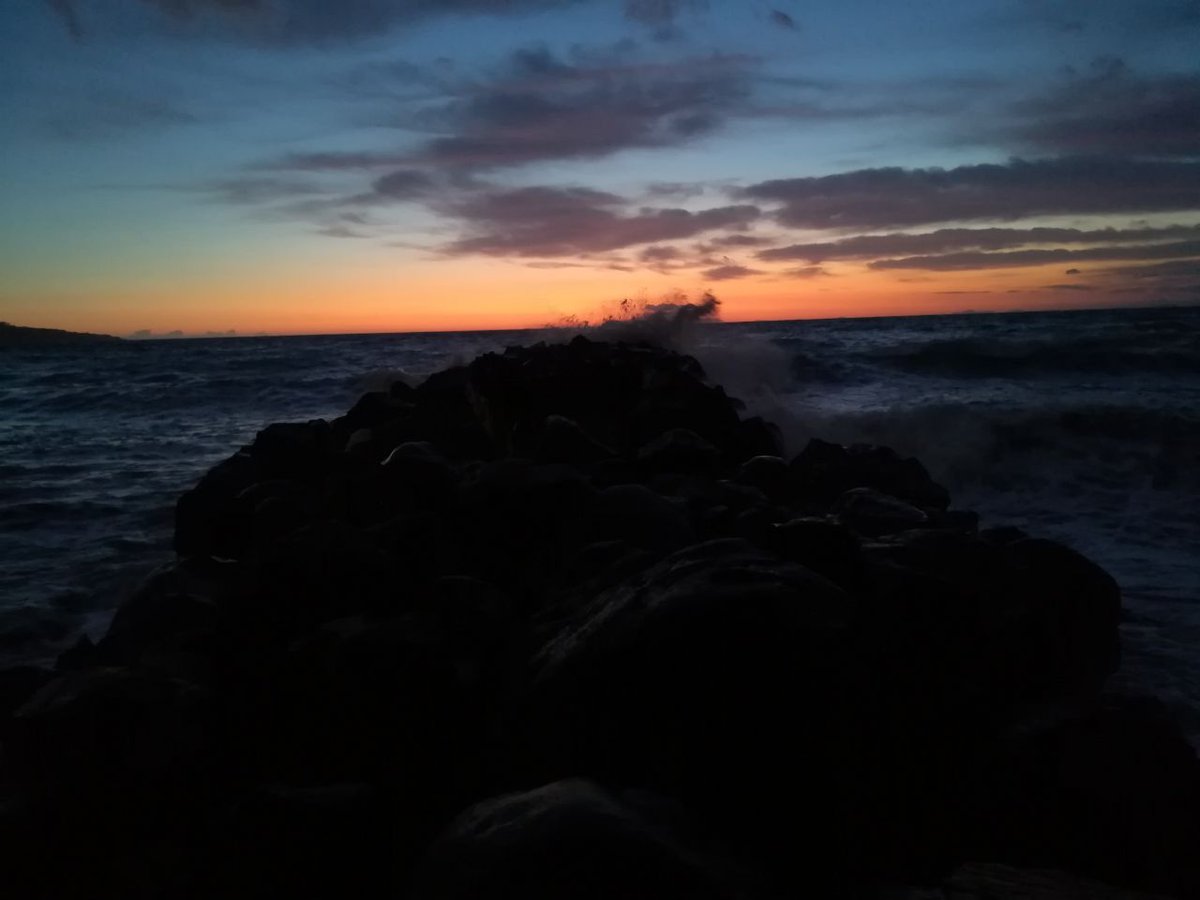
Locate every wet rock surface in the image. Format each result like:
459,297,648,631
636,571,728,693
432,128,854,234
1,335,1195,898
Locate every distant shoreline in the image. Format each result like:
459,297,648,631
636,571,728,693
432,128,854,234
0,321,121,348
10,300,1198,344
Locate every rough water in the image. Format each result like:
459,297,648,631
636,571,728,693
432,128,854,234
2,305,1198,735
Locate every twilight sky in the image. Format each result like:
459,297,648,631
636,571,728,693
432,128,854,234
2,0,1199,335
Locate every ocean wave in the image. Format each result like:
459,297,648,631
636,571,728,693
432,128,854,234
864,334,1200,378
774,397,1200,494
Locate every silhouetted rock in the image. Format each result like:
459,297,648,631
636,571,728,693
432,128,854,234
13,333,1183,899
93,557,234,676
520,539,868,886
770,516,864,589
791,438,951,510
412,780,748,900
10,666,214,813
836,486,930,536
529,414,614,464
733,454,790,500
590,483,695,552
965,697,1200,898
636,427,722,474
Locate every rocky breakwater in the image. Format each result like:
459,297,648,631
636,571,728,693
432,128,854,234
1,333,1197,899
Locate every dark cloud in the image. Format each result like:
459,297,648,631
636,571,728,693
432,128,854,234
49,0,587,43
781,265,830,279
258,46,755,180
1104,259,1200,279
708,233,772,248
255,151,408,172
41,89,197,140
645,181,708,200
702,264,759,280
741,157,1200,230
1007,0,1200,37
208,176,328,205
639,245,683,262
316,223,370,238
46,0,82,38
414,47,754,172
1009,58,1200,158
368,168,435,201
868,239,1200,271
1044,283,1091,291
757,223,1200,262
441,185,759,257
1065,268,1081,275
770,10,796,30
622,0,705,27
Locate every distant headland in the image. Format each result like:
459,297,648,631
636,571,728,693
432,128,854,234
0,321,122,348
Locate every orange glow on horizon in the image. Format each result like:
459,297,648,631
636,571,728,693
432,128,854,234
0,258,1169,337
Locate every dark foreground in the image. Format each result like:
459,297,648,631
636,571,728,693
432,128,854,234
1,336,1197,899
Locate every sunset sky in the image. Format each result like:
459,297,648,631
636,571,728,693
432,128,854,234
2,0,1199,335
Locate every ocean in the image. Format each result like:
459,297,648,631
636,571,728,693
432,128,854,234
2,305,1198,737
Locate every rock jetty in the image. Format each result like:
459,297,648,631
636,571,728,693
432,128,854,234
2,333,1197,899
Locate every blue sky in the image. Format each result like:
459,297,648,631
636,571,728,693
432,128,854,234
2,0,1198,333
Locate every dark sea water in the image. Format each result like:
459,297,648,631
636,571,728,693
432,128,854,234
2,306,1198,736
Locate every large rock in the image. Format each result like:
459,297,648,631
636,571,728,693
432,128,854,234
520,539,869,883
412,780,749,900
964,696,1200,899
791,438,951,511
465,337,746,457
92,556,244,678
18,333,1166,898
10,667,214,813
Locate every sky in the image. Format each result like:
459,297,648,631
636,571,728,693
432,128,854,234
1,0,1199,336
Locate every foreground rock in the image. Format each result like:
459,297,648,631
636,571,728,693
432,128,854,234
0,332,1194,898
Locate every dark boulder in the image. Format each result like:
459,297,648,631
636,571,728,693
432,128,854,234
520,539,865,882
412,365,495,460
93,556,243,676
332,390,413,445
770,517,864,590
1002,538,1122,699
241,614,481,801
636,428,722,475
835,486,930,537
965,696,1200,899
0,665,52,739
529,414,614,465
733,454,790,500
212,782,395,898
174,450,257,558
590,483,695,552
454,461,599,594
725,416,785,464
791,438,951,511
10,666,215,813
249,420,337,482
412,780,749,900
631,377,742,450
340,441,458,526
245,520,398,634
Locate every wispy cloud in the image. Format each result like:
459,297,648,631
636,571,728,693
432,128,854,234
868,239,1200,271
1006,58,1200,158
742,157,1200,230
46,0,591,44
702,264,760,280
769,9,797,30
758,224,1200,262
440,185,759,257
